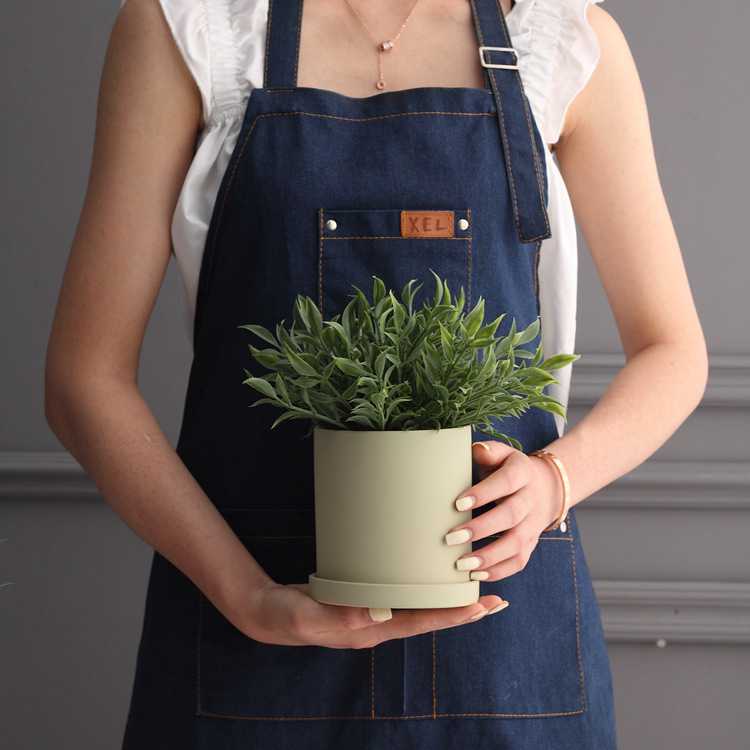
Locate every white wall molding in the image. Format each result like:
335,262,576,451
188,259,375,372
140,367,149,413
2,452,747,511
581,458,750,511
0,451,99,500
3,454,748,644
595,580,750,645
569,352,750,408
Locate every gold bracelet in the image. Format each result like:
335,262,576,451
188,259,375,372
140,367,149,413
529,448,571,532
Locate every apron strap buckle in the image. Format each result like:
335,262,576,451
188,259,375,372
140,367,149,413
478,46,519,71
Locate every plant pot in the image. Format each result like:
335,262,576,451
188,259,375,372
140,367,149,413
308,424,480,609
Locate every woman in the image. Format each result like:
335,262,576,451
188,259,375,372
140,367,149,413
44,0,708,748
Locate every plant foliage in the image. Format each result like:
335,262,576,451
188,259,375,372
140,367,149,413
238,271,580,450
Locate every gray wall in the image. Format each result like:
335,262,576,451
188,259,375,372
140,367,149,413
1,1,748,748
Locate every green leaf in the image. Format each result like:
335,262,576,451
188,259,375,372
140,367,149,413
533,399,568,419
307,297,324,337
333,356,371,378
237,323,279,348
429,269,444,307
244,377,277,400
514,317,540,346
323,320,350,348
372,275,387,304
284,347,319,377
248,345,283,369
540,353,581,370
438,321,454,359
271,410,308,429
515,367,558,387
463,298,485,338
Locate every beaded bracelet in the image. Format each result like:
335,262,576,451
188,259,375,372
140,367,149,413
529,448,571,532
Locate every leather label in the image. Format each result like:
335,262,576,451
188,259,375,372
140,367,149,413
400,210,454,238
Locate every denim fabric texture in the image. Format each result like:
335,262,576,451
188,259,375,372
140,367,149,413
122,0,618,747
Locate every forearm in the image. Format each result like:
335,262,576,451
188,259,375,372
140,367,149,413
542,341,708,509
45,376,272,621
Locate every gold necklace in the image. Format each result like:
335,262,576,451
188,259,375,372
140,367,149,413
343,0,422,90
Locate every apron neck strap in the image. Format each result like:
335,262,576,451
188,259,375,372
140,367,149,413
469,0,552,243
263,0,303,90
263,0,551,244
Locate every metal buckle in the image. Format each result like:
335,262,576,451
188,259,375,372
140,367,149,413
478,45,519,70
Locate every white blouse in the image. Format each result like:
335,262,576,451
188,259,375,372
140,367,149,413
127,0,604,437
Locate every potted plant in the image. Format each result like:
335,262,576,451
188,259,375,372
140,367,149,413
239,271,579,609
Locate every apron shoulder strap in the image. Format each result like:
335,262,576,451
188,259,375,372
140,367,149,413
263,0,303,90
470,0,551,243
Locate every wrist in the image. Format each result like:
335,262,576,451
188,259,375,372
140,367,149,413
529,454,564,528
528,448,571,531
212,554,276,635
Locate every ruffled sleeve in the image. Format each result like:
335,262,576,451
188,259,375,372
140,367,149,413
507,0,604,144
148,0,268,128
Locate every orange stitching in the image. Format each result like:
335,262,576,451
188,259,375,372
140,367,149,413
195,587,203,714
318,208,324,317
493,0,551,242
267,110,493,123
370,647,375,719
263,0,273,88
321,235,472,241
195,708,586,721
432,631,437,719
293,0,303,86
570,531,588,712
468,0,520,239
467,207,473,308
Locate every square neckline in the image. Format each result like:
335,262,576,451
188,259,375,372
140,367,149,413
277,0,517,103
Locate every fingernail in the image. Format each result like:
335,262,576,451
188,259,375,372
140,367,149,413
472,441,492,453
455,495,476,511
369,607,392,622
444,528,473,545
455,555,482,571
487,601,510,615
467,608,487,622
470,570,490,580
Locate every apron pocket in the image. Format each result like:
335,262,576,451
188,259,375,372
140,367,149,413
196,534,373,719
434,527,586,717
318,207,473,319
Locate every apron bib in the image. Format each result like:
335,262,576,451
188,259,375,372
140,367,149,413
124,1,619,747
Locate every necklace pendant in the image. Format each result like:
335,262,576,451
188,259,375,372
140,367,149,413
380,40,394,51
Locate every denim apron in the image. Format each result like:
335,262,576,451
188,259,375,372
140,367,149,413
122,1,618,747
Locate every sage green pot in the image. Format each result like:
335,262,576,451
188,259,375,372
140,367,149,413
308,424,480,609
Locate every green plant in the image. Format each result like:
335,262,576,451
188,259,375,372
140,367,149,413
238,271,579,450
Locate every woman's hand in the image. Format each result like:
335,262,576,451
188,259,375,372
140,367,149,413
233,580,509,649
443,440,564,583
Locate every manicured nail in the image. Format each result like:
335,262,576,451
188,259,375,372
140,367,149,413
369,607,392,622
455,555,482,571
487,601,510,615
472,441,492,453
467,608,487,622
470,570,490,580
455,495,476,511
444,527,472,545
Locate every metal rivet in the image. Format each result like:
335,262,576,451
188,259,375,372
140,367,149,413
325,219,338,231
458,218,470,231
